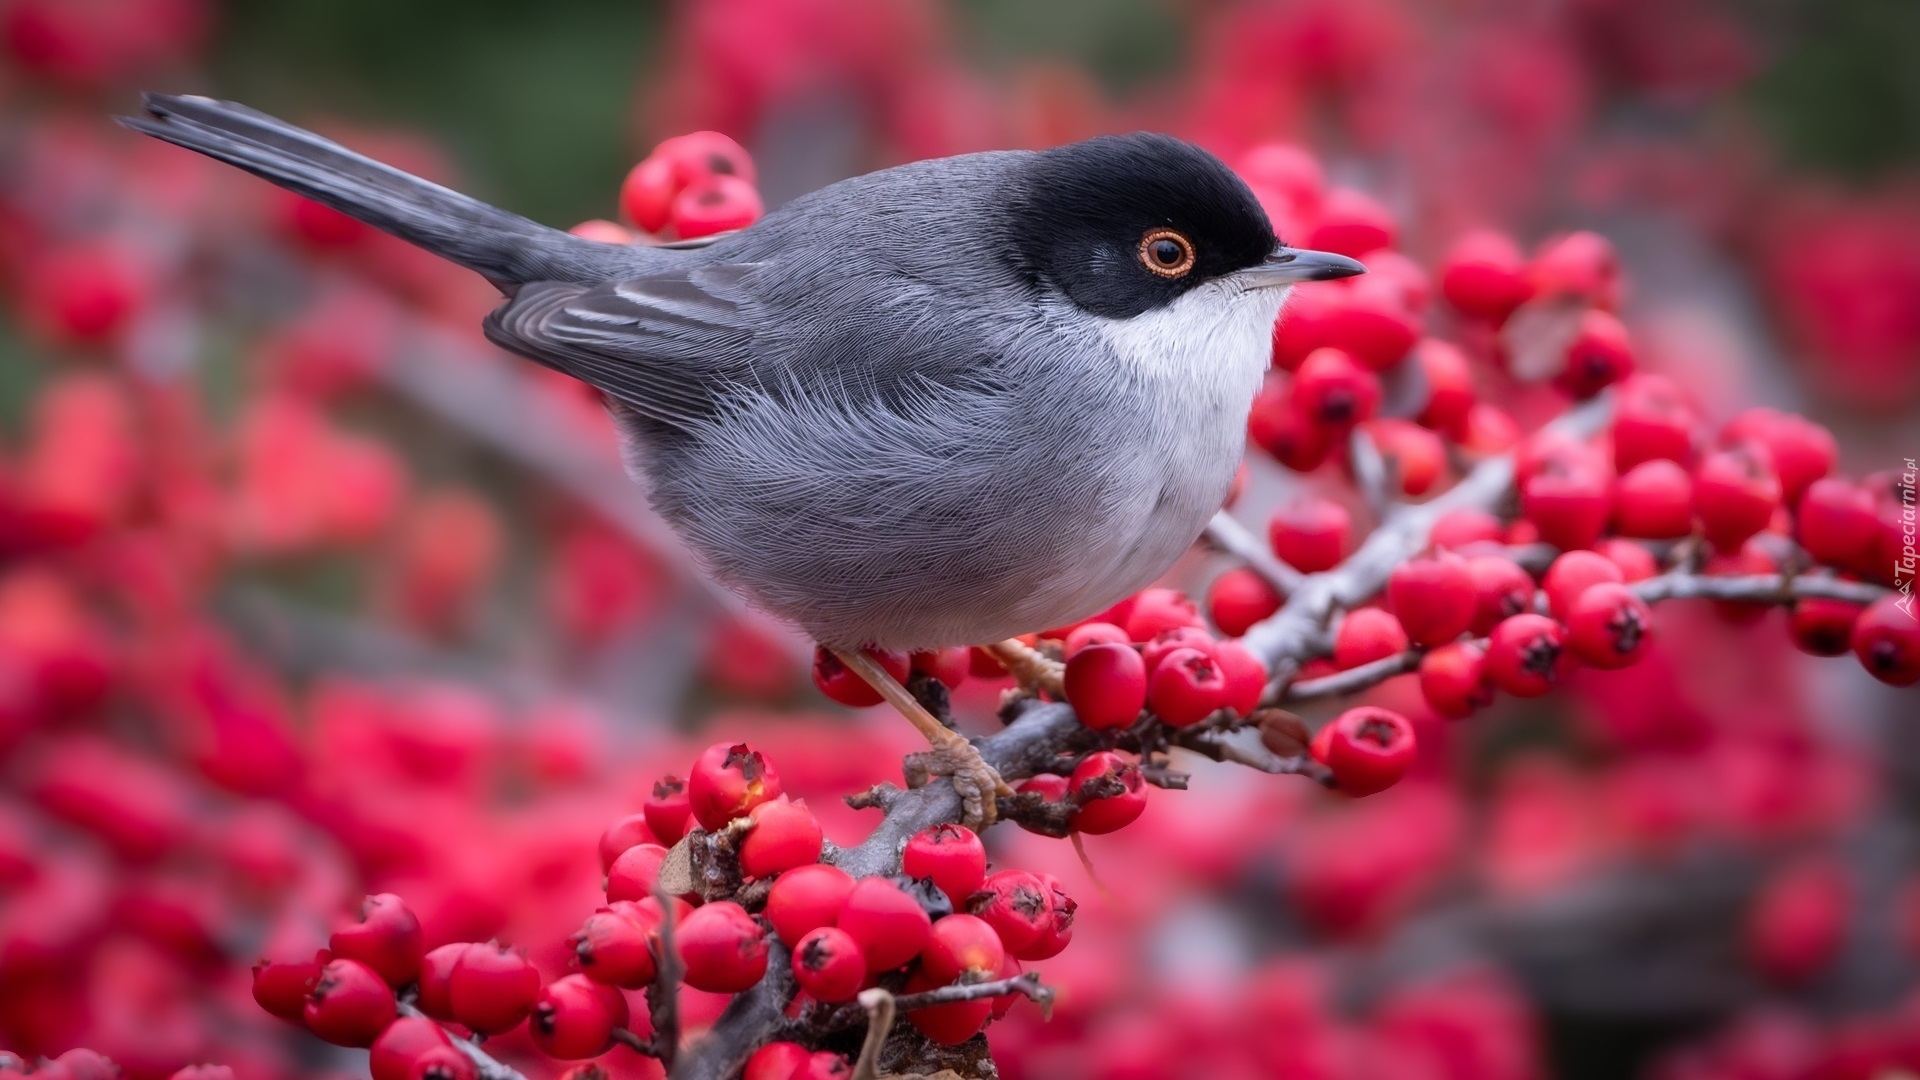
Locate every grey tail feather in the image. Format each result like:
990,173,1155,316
117,93,622,290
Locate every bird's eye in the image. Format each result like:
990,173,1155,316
1138,228,1196,278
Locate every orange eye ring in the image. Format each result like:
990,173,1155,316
1138,228,1196,278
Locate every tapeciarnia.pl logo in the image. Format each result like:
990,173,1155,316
1897,457,1916,620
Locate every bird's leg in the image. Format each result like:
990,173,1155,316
984,639,1065,698
829,647,1011,830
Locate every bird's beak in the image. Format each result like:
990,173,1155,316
1243,246,1368,286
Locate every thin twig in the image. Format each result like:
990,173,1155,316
649,880,685,1067
1280,648,1424,703
398,1002,528,1080
1204,512,1307,595
891,972,1054,1014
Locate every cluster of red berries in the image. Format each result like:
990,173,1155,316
236,739,1069,1075
598,132,764,243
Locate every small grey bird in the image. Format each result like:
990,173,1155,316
120,93,1363,824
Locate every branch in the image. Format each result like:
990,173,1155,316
1239,395,1616,677
648,881,685,1067
890,972,1053,1014
1203,511,1306,595
1631,572,1887,606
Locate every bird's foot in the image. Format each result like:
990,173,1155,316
984,639,1065,698
830,646,1012,831
903,728,1011,831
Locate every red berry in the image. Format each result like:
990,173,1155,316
1386,554,1475,646
1852,596,1920,687
251,930,327,1023
170,1069,237,1080
766,862,856,947
1122,587,1204,641
1788,598,1863,658
989,955,1026,1020
1595,537,1660,582
1722,408,1835,506
1611,459,1693,539
1306,188,1395,257
739,798,824,879
1068,751,1148,835
1528,231,1620,309
330,893,423,989
1610,374,1698,472
414,943,468,1021
669,174,763,240
677,900,769,993
1364,418,1447,497
618,155,678,234
1564,583,1653,669
1797,479,1880,575
448,942,540,1035
605,842,669,903
966,870,1050,956
597,813,658,873
911,647,971,690
811,646,909,708
1418,641,1493,719
796,1054,850,1080
1146,647,1229,727
1332,607,1409,670
1439,229,1529,323
785,924,865,1003
1292,347,1381,431
1485,614,1568,697
687,741,783,830
1694,447,1781,553
1213,639,1268,715
1465,555,1536,635
1414,339,1477,435
1309,706,1416,797
919,913,1007,985
1553,309,1634,399
1522,459,1614,551
1140,626,1217,673
652,130,756,189
1206,567,1284,637
1062,621,1129,658
902,968,994,1045
1747,858,1850,985
1321,274,1419,371
837,877,933,972
1063,643,1147,731
902,824,987,908
1248,376,1333,470
571,907,657,989
528,975,628,1059
744,1044,811,1080
1017,874,1077,961
304,957,397,1047
1268,497,1352,573
370,1016,454,1080
643,776,695,846
1542,549,1625,621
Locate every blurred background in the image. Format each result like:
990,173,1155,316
2,1,1919,1078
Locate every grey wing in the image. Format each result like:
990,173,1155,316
483,262,763,428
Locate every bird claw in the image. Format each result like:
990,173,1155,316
904,739,1011,831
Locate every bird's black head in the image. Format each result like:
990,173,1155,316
1003,133,1280,319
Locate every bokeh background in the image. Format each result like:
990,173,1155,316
2,1,1919,1078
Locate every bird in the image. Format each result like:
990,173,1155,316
119,92,1365,827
